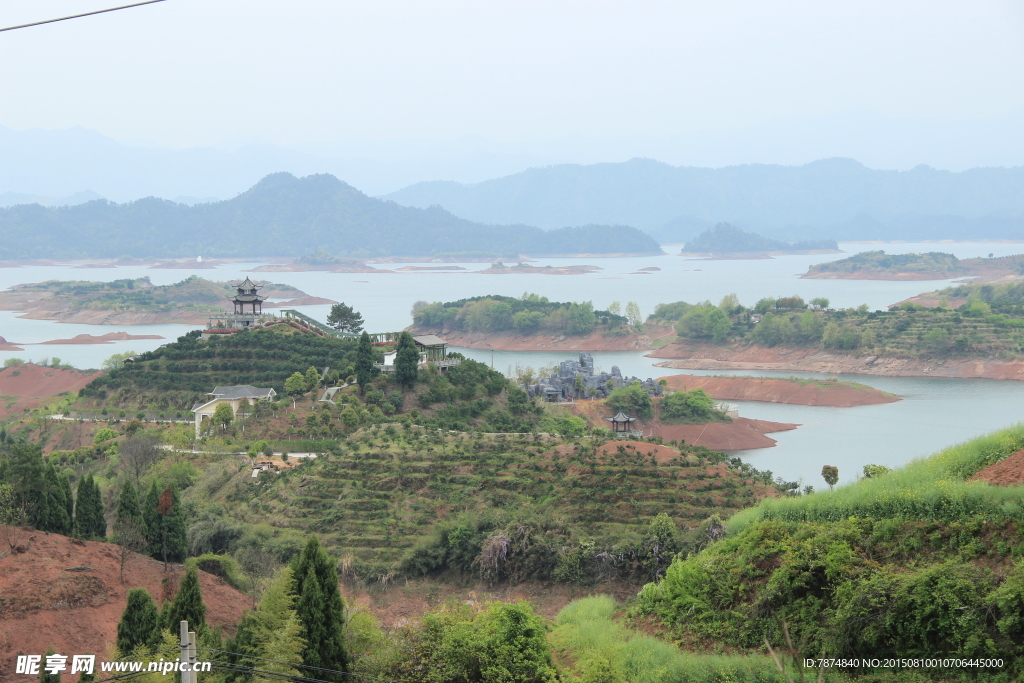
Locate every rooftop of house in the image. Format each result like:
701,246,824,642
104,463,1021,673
208,385,277,400
412,334,447,347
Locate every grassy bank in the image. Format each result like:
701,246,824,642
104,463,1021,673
550,596,789,683
635,425,1024,678
729,424,1024,530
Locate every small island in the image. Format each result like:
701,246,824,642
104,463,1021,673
0,276,328,325
681,223,839,258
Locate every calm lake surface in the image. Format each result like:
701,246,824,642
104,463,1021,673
3,241,1024,486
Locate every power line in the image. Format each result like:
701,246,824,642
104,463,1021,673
0,0,167,33
208,662,339,683
199,648,392,683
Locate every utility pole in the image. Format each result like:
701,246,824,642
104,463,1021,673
179,621,198,683
188,630,198,682
179,621,190,683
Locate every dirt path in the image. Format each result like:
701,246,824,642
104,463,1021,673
659,374,898,407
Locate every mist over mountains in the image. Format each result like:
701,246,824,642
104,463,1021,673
5,115,1024,250
4,109,1024,202
386,158,1024,243
0,173,660,260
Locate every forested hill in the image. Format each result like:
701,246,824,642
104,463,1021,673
0,172,661,260
384,157,1024,243
681,223,837,253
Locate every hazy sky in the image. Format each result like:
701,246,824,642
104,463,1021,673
2,0,1022,151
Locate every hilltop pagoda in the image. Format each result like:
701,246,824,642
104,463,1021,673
230,277,266,315
203,277,268,336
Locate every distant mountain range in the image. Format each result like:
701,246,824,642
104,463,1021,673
385,158,1024,243
0,173,661,260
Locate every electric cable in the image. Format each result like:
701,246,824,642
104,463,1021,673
0,0,167,33
199,648,394,683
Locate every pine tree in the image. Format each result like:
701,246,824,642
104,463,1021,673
39,648,60,683
257,614,305,681
163,566,207,634
252,569,305,680
59,473,74,533
164,485,188,562
115,480,146,536
143,481,161,556
355,332,374,394
73,474,101,539
116,588,161,654
43,465,71,535
90,476,106,538
394,331,419,390
296,566,327,666
145,484,186,565
292,537,349,677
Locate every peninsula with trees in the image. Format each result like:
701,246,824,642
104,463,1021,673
803,249,1024,280
0,276,328,325
649,286,1024,380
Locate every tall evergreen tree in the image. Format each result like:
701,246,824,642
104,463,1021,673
355,332,374,394
43,465,72,535
292,537,349,677
253,568,305,680
116,588,161,654
59,473,74,533
143,482,160,556
73,474,102,539
163,566,207,634
115,480,146,535
89,476,107,538
144,483,187,563
2,444,64,533
394,331,419,390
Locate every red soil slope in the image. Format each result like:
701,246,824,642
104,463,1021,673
0,527,250,679
39,332,164,345
0,365,101,398
648,418,797,450
660,374,898,407
970,449,1024,486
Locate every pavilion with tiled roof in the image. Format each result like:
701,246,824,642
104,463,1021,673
230,277,266,315
605,411,638,434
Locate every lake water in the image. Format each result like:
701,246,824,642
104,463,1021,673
454,347,1024,487
3,241,1024,485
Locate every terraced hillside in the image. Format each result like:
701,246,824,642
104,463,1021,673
198,430,781,584
77,324,362,412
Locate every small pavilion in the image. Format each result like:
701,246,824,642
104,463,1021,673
230,277,266,315
605,411,638,434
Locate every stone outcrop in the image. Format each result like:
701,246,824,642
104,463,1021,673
524,352,664,401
